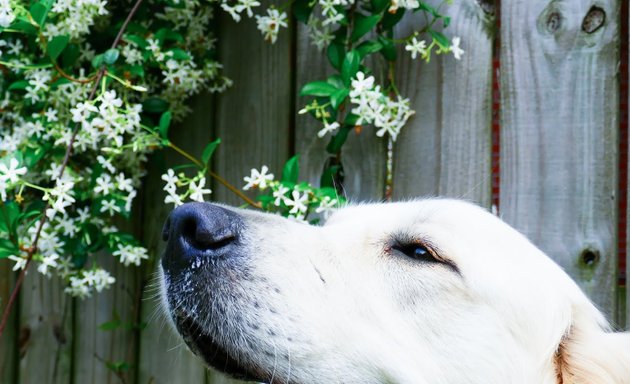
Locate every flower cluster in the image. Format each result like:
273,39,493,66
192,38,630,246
0,0,231,298
242,161,343,222
161,169,212,207
220,0,288,44
349,72,415,141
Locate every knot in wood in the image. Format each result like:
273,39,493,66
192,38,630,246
579,248,600,267
476,0,494,15
546,11,562,33
582,6,605,34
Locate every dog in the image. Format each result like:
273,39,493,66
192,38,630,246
159,199,630,383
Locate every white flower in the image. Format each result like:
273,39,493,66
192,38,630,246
272,184,290,206
164,192,183,207
349,71,374,98
44,107,59,122
318,121,340,138
285,190,309,215
90,269,116,292
234,0,261,18
315,196,338,219
113,244,149,266
189,177,211,202
37,253,60,277
243,165,274,190
8,255,26,271
115,172,133,192
0,158,27,183
94,173,114,195
0,0,16,28
405,37,427,60
0,178,6,201
97,155,116,173
255,9,288,44
100,199,121,216
65,276,91,299
161,169,179,192
450,36,464,60
44,178,76,219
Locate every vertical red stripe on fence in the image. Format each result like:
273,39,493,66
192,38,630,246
619,0,628,289
491,1,501,213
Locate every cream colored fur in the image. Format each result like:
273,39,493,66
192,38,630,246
160,199,630,383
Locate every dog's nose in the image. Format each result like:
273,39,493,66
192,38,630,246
162,202,243,272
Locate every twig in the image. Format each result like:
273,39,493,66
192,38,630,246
0,0,145,338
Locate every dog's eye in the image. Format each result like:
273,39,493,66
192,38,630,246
392,243,439,264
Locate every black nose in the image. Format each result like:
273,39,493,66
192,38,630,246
162,202,243,272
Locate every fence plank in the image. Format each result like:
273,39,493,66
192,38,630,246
295,28,388,201
138,93,217,384
213,6,292,205
0,264,17,383
392,0,495,206
500,1,620,320
18,274,72,384
72,253,138,384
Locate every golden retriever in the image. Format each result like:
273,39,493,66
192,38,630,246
159,199,630,383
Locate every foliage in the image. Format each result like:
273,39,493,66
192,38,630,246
0,0,461,300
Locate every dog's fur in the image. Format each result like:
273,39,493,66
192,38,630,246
160,199,630,384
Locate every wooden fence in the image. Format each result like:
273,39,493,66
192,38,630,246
1,0,628,382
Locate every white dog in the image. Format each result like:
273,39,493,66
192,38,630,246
159,199,630,384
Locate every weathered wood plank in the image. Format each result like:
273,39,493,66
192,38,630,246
18,273,72,384
213,5,292,206
499,1,619,320
72,252,138,384
138,93,217,384
392,0,495,207
0,263,17,383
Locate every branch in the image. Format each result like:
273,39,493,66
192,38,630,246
0,0,145,338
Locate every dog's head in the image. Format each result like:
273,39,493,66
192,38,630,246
159,199,629,384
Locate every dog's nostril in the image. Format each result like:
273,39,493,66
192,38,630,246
180,216,236,251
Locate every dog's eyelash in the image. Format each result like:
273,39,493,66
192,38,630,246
392,243,441,264
390,241,460,274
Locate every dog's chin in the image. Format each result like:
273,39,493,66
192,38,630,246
174,315,267,382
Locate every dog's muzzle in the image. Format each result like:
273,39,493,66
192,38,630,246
161,202,243,275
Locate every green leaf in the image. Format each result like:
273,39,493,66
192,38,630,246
91,53,104,69
378,36,397,61
293,0,313,23
30,2,51,26
103,49,120,65
330,88,349,110
105,361,130,373
167,48,191,61
429,29,450,48
344,113,359,126
47,35,69,61
0,201,19,235
281,155,300,184
341,50,361,86
10,18,38,35
201,138,221,165
419,2,441,18
124,34,148,49
327,42,345,70
371,0,390,14
300,81,340,97
158,111,172,138
8,80,29,91
98,318,122,331
61,43,80,68
357,40,383,58
443,16,451,28
23,145,48,167
326,126,351,154
155,28,184,43
350,14,381,42
326,75,345,90
0,238,18,259
381,8,405,30
142,97,169,113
